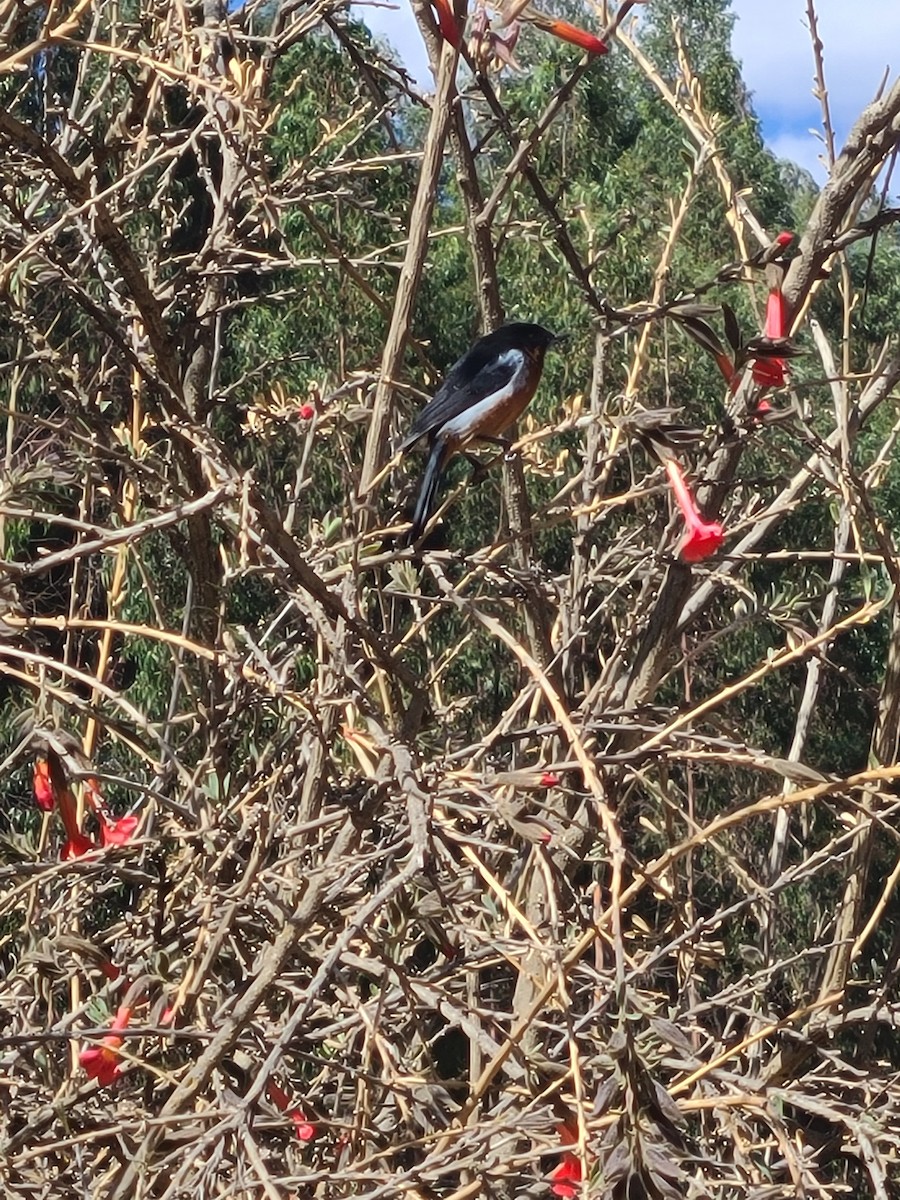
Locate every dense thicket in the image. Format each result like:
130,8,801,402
2,1,900,1196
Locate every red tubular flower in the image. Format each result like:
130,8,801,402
62,832,98,859
33,759,55,812
751,356,785,388
752,242,791,388
550,1156,582,1199
79,1005,132,1086
764,286,786,340
99,813,140,846
665,459,724,563
540,771,560,788
751,358,782,387
84,776,139,847
550,1122,584,1198
431,0,461,46
291,1113,317,1142
528,11,608,54
266,1079,317,1142
56,778,98,859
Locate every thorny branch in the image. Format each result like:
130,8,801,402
2,2,900,1199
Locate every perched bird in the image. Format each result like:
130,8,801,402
400,322,563,542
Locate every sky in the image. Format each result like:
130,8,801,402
357,1,896,185
731,0,898,181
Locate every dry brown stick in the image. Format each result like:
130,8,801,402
677,349,900,634
358,19,459,504
108,816,360,1199
475,0,645,237
783,78,900,317
2,484,237,581
458,763,900,1116
247,482,421,695
766,321,855,887
0,107,185,405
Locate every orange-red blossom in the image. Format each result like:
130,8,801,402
79,1005,132,1087
665,459,724,563
266,1079,317,1142
550,1122,585,1198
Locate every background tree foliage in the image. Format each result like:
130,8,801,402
2,0,900,1196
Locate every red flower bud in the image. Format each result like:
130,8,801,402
540,771,560,788
33,759,55,812
529,12,608,54
292,1114,317,1142
298,403,315,421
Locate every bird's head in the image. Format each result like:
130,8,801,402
503,322,567,361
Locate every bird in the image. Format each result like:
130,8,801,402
399,322,563,542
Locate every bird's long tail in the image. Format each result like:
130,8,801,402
410,439,449,542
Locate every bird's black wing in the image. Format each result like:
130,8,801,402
400,348,524,451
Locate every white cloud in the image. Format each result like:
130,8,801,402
731,0,897,181
354,1,893,186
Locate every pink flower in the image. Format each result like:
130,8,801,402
665,459,724,564
33,759,55,812
79,1005,132,1087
